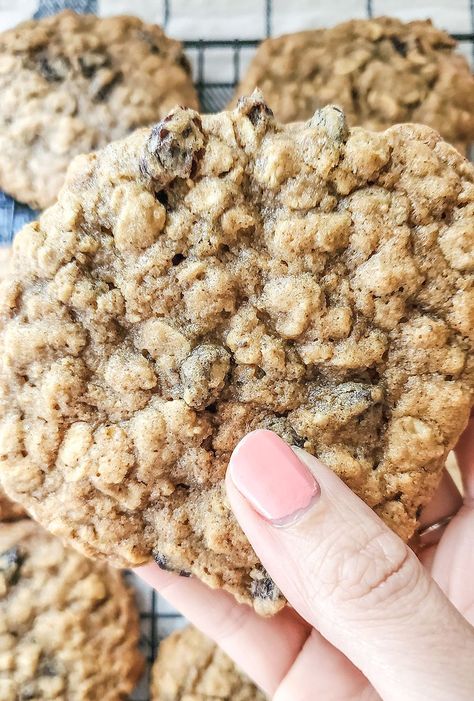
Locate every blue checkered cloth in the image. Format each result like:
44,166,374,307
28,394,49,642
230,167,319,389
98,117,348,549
0,194,37,246
34,1,97,18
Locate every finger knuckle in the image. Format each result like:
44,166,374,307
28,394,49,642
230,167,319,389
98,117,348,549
314,526,420,610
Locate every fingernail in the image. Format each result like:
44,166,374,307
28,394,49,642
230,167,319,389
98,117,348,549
229,430,320,526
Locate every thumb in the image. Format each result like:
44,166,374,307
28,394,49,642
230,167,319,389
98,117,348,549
227,430,474,701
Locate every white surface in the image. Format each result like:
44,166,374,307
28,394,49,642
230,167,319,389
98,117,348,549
0,0,36,30
371,0,472,32
167,0,267,39
1,1,472,37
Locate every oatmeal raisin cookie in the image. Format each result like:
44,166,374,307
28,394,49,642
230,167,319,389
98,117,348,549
0,520,143,700
0,94,472,614
0,10,198,209
234,18,474,153
152,626,265,701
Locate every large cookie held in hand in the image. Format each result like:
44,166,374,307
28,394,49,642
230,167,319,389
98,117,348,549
0,94,473,615
0,10,198,209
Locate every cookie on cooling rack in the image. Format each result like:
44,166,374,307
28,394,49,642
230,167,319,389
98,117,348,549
0,93,473,615
0,248,27,522
0,10,199,210
152,626,266,700
234,17,474,153
0,519,143,701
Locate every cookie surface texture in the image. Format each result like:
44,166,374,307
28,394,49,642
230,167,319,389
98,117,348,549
152,626,266,700
0,94,473,615
234,18,474,153
0,520,143,700
0,10,198,209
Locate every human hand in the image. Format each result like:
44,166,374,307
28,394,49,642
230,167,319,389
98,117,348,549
137,417,474,701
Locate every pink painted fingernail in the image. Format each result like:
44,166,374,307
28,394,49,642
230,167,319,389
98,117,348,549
229,430,320,526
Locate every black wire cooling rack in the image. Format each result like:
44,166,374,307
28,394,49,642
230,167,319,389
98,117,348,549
125,571,186,701
0,3,473,700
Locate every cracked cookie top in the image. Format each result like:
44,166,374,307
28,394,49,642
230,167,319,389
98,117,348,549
0,520,143,700
234,18,474,153
0,94,472,615
151,626,265,700
0,10,198,209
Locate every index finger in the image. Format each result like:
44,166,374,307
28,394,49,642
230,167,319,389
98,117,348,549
135,563,309,696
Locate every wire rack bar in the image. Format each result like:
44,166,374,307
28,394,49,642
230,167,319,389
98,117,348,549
183,38,262,48
182,34,474,47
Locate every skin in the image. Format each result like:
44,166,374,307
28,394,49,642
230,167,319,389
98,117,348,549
138,415,474,701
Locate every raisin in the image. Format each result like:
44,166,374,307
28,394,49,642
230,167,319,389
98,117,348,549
432,40,455,51
155,189,169,208
257,415,302,447
171,253,185,266
391,36,408,57
138,30,162,55
238,91,274,130
154,552,171,571
78,52,111,78
154,551,191,577
248,102,274,126
0,546,24,586
142,108,205,182
180,345,230,410
308,381,383,426
38,55,70,82
250,570,279,601
94,71,123,102
38,657,58,677
139,158,151,180
176,53,192,76
190,148,205,179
